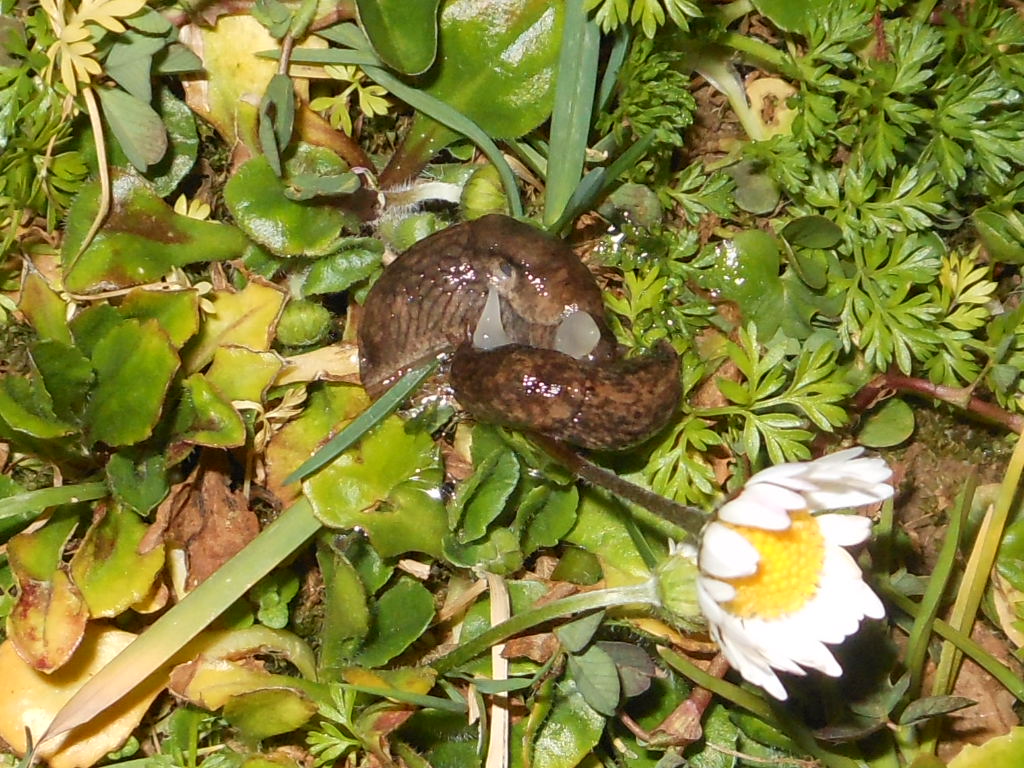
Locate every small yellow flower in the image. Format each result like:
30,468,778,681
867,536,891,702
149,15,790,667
696,447,893,700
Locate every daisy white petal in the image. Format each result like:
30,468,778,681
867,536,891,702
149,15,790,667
699,523,760,579
817,513,873,546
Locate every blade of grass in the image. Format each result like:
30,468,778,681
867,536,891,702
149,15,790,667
919,433,1024,752
551,133,655,234
1,481,107,519
903,474,974,698
880,585,1024,702
37,498,323,746
542,0,600,229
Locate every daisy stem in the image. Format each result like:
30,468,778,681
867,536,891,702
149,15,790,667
431,580,661,675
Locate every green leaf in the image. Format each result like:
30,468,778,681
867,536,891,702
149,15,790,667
317,538,372,672
0,375,76,439
205,347,283,403
96,86,168,171
389,0,563,176
18,268,72,345
103,29,166,103
356,576,435,667
258,74,295,176
858,398,915,448
567,645,620,717
223,688,318,741
225,155,355,257
30,339,94,424
525,683,605,768
302,242,382,295
521,484,579,556
781,215,843,249
172,373,247,448
62,176,249,293
118,287,201,349
356,0,440,75
454,449,520,542
749,0,825,34
554,610,604,653
106,449,169,515
303,386,447,557
898,695,975,726
69,504,165,617
85,319,180,447
949,727,1024,768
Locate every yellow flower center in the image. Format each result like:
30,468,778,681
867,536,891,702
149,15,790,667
722,511,825,620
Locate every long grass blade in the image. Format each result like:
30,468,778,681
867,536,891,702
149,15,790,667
38,499,323,745
542,0,600,229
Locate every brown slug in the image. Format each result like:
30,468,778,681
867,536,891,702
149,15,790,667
358,214,680,450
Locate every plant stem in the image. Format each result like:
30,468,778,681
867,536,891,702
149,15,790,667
431,580,661,675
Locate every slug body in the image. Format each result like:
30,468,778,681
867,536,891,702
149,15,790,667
358,214,680,450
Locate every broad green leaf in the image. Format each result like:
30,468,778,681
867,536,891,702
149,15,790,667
356,0,440,74
96,86,168,170
85,319,180,447
30,340,94,424
521,485,580,556
103,29,165,103
524,683,605,768
301,385,447,557
356,576,435,667
144,87,200,197
949,727,1024,768
781,215,843,250
317,537,371,673
302,242,382,296
0,375,76,439
106,449,169,514
554,610,603,654
442,526,523,574
183,280,286,372
566,645,620,717
118,287,201,348
392,0,563,173
858,398,915,448
69,504,165,617
69,304,124,358
18,268,71,344
172,373,247,448
565,489,651,584
223,688,318,741
225,155,354,257
206,347,283,403
749,0,825,34
7,515,88,672
62,176,249,293
701,230,781,319
453,448,520,542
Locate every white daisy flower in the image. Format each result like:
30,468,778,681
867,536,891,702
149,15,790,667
696,447,894,700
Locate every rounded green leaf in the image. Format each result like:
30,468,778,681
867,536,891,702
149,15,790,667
70,505,166,618
223,688,318,741
225,155,354,257
118,287,201,349
949,727,1024,768
356,576,435,667
858,398,914,448
85,319,179,447
303,387,447,557
357,0,440,74
567,645,620,717
172,373,247,448
781,215,843,250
